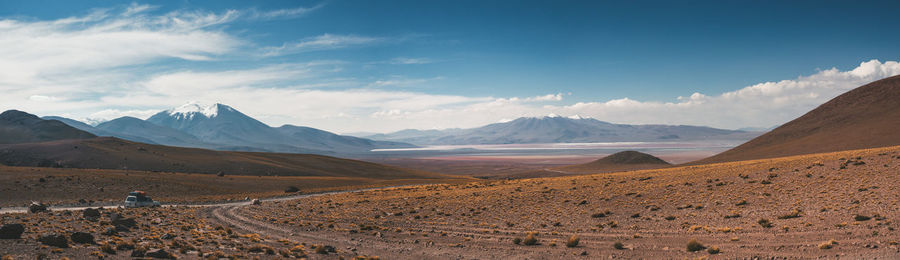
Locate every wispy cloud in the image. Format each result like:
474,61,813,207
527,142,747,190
367,76,443,88
389,57,435,65
246,3,325,20
262,34,383,56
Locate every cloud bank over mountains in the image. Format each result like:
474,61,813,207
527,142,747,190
1,4,898,133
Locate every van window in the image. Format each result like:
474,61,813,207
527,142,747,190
126,197,136,202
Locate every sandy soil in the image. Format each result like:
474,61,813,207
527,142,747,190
4,145,900,258
233,145,900,259
0,165,469,208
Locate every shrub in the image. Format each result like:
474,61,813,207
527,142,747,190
100,242,116,254
566,235,580,248
512,238,522,245
613,242,624,250
707,246,720,254
686,239,706,252
523,232,539,246
664,216,676,220
854,215,871,221
758,218,773,228
314,245,328,254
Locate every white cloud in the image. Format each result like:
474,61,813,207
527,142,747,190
0,6,240,90
262,34,382,56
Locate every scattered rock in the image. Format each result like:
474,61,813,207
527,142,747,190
216,171,225,177
83,208,101,220
103,227,118,236
29,202,48,213
0,224,25,239
131,248,146,257
38,233,69,248
161,233,176,240
251,199,261,205
110,214,137,231
70,232,95,244
145,248,173,259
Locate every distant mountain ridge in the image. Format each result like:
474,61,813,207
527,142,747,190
44,102,415,155
366,115,760,145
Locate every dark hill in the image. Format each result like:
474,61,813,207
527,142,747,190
557,151,671,173
0,110,95,144
696,75,900,164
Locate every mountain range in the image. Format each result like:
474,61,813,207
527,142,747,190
0,111,449,179
363,115,761,145
45,102,414,155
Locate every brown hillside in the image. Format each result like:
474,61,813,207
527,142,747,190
696,75,900,164
557,150,671,173
0,137,454,180
0,110,95,144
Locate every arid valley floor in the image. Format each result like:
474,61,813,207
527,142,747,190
4,145,900,259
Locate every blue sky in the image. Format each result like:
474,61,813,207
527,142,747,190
1,0,899,133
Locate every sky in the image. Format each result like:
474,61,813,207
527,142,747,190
1,0,899,134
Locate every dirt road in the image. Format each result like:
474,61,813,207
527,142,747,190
0,186,412,215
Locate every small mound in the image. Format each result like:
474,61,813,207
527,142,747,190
558,151,671,173
595,151,671,165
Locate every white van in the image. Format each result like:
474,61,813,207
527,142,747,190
124,191,161,208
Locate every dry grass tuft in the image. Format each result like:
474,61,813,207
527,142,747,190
818,239,838,249
686,239,706,252
566,235,580,248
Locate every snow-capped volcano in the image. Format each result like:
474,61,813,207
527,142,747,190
148,102,273,145
166,102,233,120
139,102,416,154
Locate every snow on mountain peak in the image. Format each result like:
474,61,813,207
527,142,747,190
567,115,585,120
167,102,225,119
